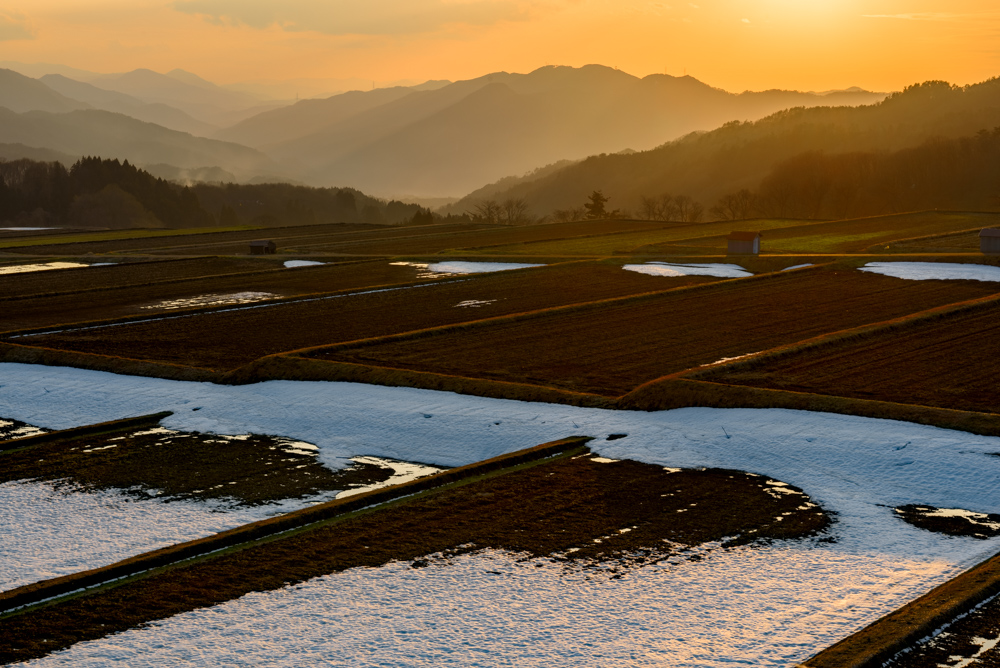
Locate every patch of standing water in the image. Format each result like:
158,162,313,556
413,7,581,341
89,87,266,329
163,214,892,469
391,261,543,278
283,260,325,268
859,262,1000,282
622,262,753,278
0,262,89,276
783,263,814,271
140,292,280,310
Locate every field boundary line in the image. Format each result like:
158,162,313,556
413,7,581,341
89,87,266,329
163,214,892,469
797,549,1000,668
0,277,467,339
0,226,259,251
0,435,592,617
290,266,822,358
620,378,1000,435
224,354,618,406
685,291,1000,383
0,412,173,453
0,257,389,303
0,342,221,382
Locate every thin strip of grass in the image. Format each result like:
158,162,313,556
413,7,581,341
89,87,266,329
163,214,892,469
0,226,256,250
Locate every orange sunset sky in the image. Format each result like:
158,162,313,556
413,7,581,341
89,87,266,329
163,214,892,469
1,1,998,95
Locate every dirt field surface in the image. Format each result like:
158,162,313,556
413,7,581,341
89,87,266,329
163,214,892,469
0,257,287,299
1,222,400,256
894,504,1000,539
704,302,1000,414
315,269,1000,396
884,593,1000,667
10,262,720,368
0,452,829,665
289,219,676,256
888,229,986,253
0,260,440,332
470,218,814,256
0,427,410,506
756,212,999,255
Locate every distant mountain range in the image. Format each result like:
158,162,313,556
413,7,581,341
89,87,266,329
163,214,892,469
0,62,956,206
226,65,885,196
442,78,1000,218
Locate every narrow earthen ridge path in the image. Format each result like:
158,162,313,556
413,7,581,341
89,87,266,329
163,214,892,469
0,435,592,616
798,549,1000,668
0,412,173,453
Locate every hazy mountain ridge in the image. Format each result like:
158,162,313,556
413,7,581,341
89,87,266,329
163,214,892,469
244,64,884,196
40,74,218,136
0,107,279,181
448,78,1000,217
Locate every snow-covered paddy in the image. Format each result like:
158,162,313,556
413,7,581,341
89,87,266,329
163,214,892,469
623,262,753,278
140,292,280,311
391,260,543,278
859,261,1000,282
2,363,1000,666
283,260,325,268
0,262,89,275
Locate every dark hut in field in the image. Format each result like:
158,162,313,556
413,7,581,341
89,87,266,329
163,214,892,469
249,240,277,255
980,229,1000,254
727,231,761,255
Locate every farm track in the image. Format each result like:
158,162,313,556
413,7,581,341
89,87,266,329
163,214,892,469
313,268,1000,396
8,262,715,369
705,299,1000,414
0,442,829,665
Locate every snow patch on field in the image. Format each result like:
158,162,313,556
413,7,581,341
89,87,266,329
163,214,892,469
140,292,279,311
3,364,1000,665
623,262,752,278
0,262,88,275
859,262,1000,282
390,261,542,278
0,482,276,593
0,417,47,440
283,260,324,268
783,263,814,271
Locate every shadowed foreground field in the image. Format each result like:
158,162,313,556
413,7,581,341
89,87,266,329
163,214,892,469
0,452,829,665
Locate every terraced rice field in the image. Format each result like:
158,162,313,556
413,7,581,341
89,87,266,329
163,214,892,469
314,268,1000,396
0,260,438,332
9,261,720,369
702,301,1000,414
468,218,814,256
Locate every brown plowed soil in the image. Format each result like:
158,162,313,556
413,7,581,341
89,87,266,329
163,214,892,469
704,302,1000,414
1,261,434,332
884,593,1000,667
316,269,999,396
12,262,716,369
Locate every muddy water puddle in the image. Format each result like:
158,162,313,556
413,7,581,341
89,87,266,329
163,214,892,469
0,425,442,507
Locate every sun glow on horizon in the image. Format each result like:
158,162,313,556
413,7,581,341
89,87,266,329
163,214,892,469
0,0,997,94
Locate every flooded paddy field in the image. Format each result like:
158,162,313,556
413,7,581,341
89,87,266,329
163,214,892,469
0,259,439,332
8,261,721,369
315,267,999,396
2,365,999,666
704,299,1000,414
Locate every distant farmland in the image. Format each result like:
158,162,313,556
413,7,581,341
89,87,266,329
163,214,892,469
310,268,999,396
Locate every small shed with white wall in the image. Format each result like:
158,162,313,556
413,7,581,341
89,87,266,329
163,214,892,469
727,231,761,255
980,228,1000,254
